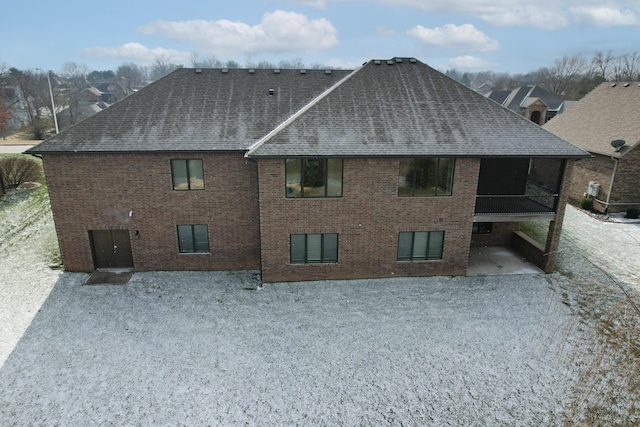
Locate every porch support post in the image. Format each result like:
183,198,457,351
543,159,574,272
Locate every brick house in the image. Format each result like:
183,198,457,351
486,85,566,125
544,82,640,213
27,58,588,282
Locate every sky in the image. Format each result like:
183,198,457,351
2,0,639,75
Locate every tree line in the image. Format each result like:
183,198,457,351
1,50,639,139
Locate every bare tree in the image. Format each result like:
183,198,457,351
190,53,223,68
537,54,593,99
59,62,91,128
116,63,145,93
148,55,182,81
611,51,640,81
278,58,305,69
7,69,54,139
592,50,615,81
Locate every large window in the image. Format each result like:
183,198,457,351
171,159,204,190
290,233,338,264
397,231,444,261
398,158,454,196
286,158,343,198
177,224,209,253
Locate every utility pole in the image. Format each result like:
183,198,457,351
35,68,59,134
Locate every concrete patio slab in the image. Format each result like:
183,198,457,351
467,246,543,276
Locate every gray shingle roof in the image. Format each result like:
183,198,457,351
543,82,640,158
27,68,351,153
28,59,588,159
488,86,564,112
247,59,588,158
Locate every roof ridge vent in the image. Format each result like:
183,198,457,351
249,69,256,74
274,69,280,74
195,68,202,74
610,83,616,87
409,58,417,63
300,69,307,74
395,58,403,63
624,82,630,87
374,60,381,65
325,70,332,75
387,60,394,65
221,68,228,74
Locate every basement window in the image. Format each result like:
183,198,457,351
397,231,444,261
472,222,493,234
290,233,338,264
177,224,209,253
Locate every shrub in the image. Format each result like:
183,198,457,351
0,157,42,190
626,207,640,219
579,197,594,211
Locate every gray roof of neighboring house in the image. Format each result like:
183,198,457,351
247,59,588,158
28,58,588,159
544,82,640,159
27,68,351,153
487,85,565,112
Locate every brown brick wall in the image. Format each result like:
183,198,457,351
543,159,575,272
256,157,480,282
566,154,613,212
610,147,640,212
566,149,640,213
42,152,261,272
470,222,519,247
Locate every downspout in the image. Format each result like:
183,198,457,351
603,157,619,213
246,156,263,285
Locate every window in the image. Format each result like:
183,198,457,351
290,233,338,264
171,159,204,190
286,158,343,198
177,224,209,253
397,231,444,261
472,222,493,234
398,158,454,196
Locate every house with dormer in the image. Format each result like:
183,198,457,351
486,85,566,125
27,58,588,282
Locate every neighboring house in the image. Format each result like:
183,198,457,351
544,82,640,213
95,82,129,103
486,85,566,125
27,58,588,283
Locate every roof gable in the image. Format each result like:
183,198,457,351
544,82,640,158
248,58,588,158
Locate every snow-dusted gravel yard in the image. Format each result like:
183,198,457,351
1,271,588,426
1,180,639,425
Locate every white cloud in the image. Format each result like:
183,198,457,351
448,55,497,70
407,24,500,52
569,6,638,26
292,0,328,9
369,0,640,29
80,42,191,65
375,26,396,36
476,6,569,30
137,10,338,56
